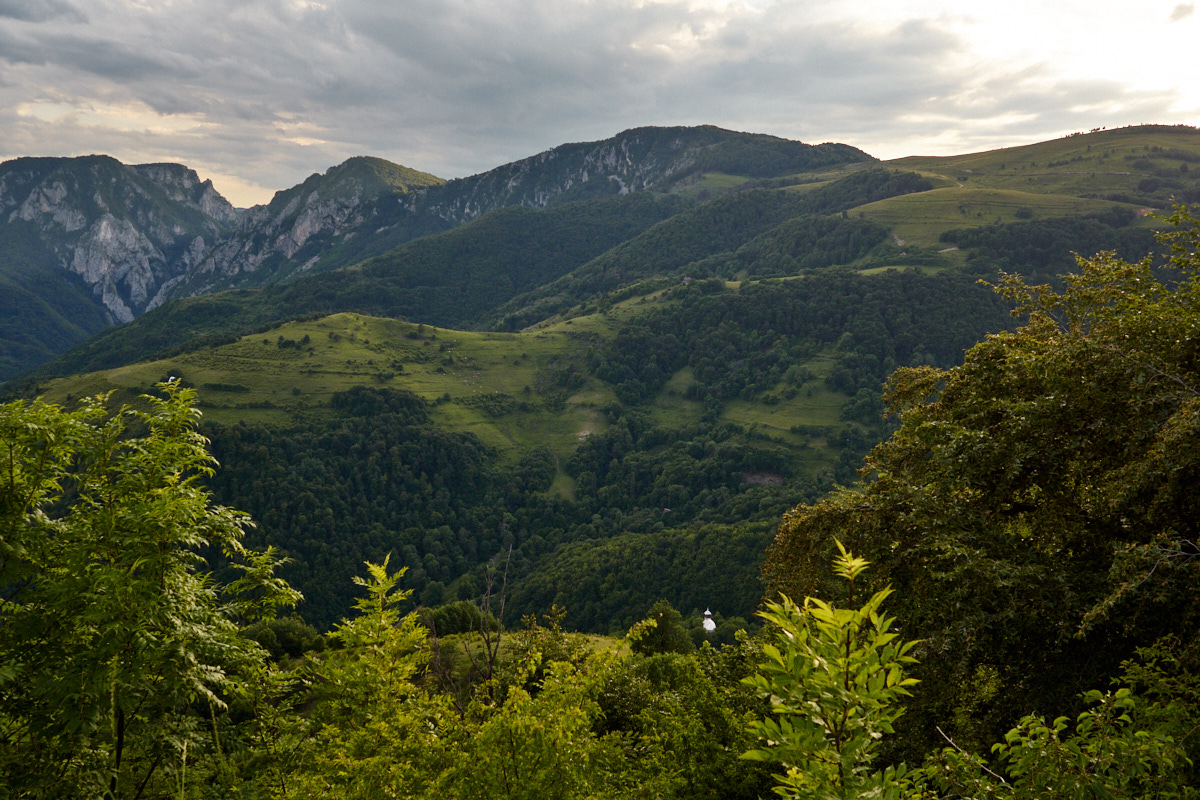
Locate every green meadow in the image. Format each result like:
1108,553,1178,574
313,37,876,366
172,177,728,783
41,294,866,486
856,187,1142,251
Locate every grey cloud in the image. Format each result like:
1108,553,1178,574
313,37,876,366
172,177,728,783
321,2,964,163
849,70,1180,159
0,0,1189,204
30,33,196,80
0,0,84,23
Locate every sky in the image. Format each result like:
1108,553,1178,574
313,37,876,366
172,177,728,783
2,0,1198,207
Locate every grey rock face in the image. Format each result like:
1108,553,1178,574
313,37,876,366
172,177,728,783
0,155,237,322
129,162,241,227
189,187,370,289
181,126,870,297
178,156,437,293
71,215,160,322
400,125,868,227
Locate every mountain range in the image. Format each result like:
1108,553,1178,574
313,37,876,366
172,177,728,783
8,123,1200,385
0,126,874,381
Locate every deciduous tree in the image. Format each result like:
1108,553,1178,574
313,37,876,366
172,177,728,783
0,382,297,798
764,208,1200,757
745,541,919,800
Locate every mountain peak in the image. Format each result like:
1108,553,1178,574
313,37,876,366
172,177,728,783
179,157,445,294
273,156,444,208
325,156,444,194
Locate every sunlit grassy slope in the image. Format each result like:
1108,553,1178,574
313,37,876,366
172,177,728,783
855,188,1143,252
624,127,1199,274
664,127,1194,273
870,125,1200,246
888,125,1200,191
41,314,606,463
39,296,855,485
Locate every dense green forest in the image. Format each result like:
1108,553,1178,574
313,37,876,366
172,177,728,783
3,211,1199,798
765,209,1200,770
180,265,1017,632
0,221,113,378
488,169,931,329
588,267,1013,406
204,387,817,631
507,522,772,633
941,206,1161,278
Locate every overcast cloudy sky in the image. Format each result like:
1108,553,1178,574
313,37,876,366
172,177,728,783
2,0,1197,206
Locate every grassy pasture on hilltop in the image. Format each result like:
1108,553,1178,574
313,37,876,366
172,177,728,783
40,291,873,486
888,124,1200,208
40,314,615,469
855,187,1143,252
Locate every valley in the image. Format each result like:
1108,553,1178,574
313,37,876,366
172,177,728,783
5,123,1198,630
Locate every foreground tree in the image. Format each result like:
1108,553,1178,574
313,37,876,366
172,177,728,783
745,541,919,800
918,635,1200,799
764,208,1200,756
921,686,1196,800
0,383,297,798
281,557,453,799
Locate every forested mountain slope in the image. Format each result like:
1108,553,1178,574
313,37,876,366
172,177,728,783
490,168,932,328
7,126,1200,800
17,167,930,381
34,263,1017,629
18,125,1200,389
4,214,1199,798
11,126,1199,630
0,126,873,380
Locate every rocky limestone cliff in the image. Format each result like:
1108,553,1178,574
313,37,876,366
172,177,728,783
128,162,241,228
190,184,367,283
181,156,444,294
0,155,238,322
178,127,871,296
401,125,874,227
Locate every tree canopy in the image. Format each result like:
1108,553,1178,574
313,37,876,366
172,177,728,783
764,208,1200,758
0,383,297,797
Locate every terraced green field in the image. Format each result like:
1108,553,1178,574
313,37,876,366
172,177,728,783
40,294,867,486
856,187,1144,251
41,313,604,462
877,125,1200,242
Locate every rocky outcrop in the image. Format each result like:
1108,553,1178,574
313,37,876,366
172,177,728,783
0,155,237,322
180,156,444,294
402,125,873,227
128,162,241,228
189,185,370,285
70,215,162,322
179,127,871,296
